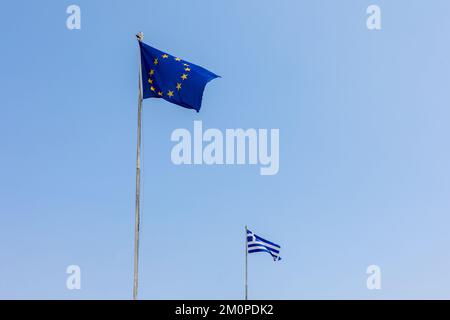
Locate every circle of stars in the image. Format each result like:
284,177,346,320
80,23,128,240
147,53,191,99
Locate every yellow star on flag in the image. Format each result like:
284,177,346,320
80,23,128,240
158,91,163,96
150,86,156,92
148,78,153,84
181,74,188,80
154,58,158,65
176,83,182,90
167,90,174,97
162,54,169,59
149,69,155,76
175,57,181,61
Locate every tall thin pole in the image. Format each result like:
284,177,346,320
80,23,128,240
245,225,248,300
133,32,144,300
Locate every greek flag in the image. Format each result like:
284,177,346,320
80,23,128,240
247,229,281,261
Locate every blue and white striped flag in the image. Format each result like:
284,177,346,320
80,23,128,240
247,229,281,261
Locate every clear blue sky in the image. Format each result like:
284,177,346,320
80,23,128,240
1,0,450,299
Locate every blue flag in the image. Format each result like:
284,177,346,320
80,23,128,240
139,41,220,112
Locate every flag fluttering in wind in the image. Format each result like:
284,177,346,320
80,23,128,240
139,41,220,112
132,34,220,299
246,229,281,261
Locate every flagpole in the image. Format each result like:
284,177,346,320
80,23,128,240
245,225,248,300
133,31,144,300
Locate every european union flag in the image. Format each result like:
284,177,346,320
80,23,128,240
139,41,220,112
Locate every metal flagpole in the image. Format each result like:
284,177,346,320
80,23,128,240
133,31,144,300
245,225,248,300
